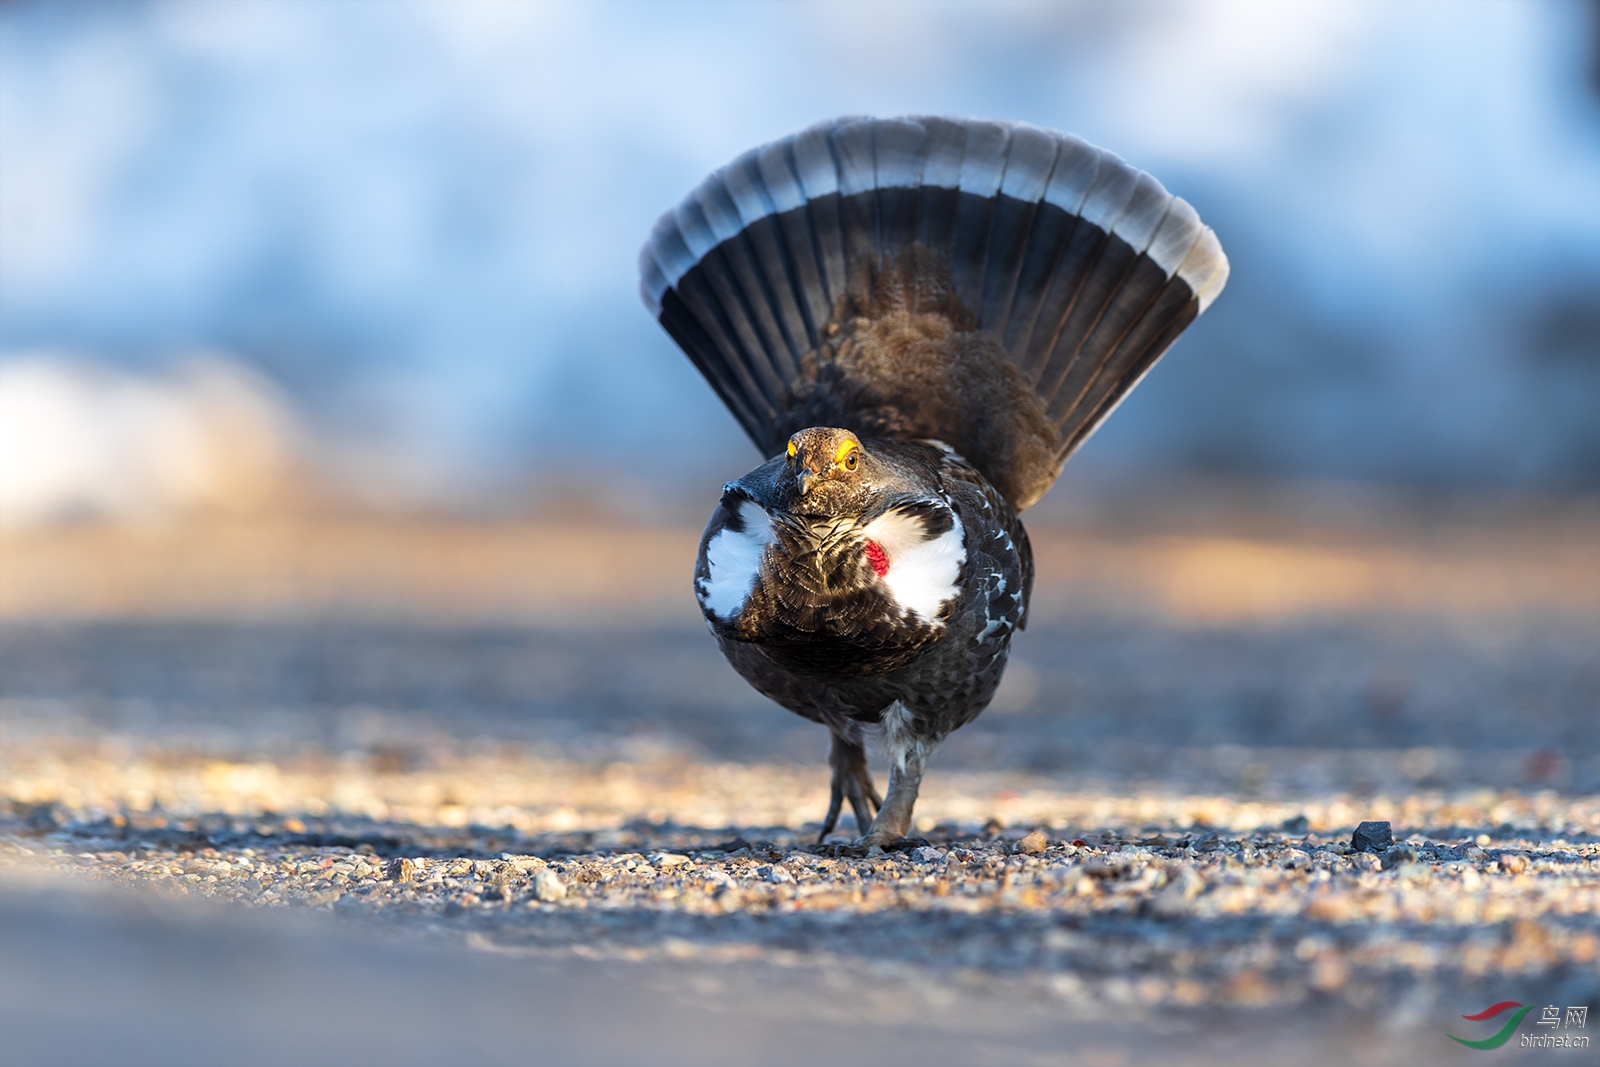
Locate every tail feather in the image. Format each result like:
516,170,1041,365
873,119,927,253
979,123,1056,338
640,115,1228,508
915,118,967,256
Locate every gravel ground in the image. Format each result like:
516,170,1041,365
2,608,1598,1065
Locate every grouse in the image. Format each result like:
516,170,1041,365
639,117,1228,846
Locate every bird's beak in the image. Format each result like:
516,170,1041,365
795,467,818,497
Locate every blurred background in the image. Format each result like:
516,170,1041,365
2,0,1598,524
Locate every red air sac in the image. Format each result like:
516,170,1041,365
864,540,890,578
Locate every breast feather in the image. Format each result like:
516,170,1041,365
699,499,775,620
862,505,966,624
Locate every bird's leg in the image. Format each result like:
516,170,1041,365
818,732,881,843
859,742,928,848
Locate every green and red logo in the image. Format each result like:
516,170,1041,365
1449,1001,1589,1050
1449,1002,1533,1050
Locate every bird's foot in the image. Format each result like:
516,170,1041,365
854,829,905,851
817,734,881,844
813,835,931,858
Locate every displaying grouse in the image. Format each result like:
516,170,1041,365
639,117,1228,846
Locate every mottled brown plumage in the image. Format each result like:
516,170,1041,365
782,248,1062,510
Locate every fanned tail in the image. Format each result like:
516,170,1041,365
641,116,1228,509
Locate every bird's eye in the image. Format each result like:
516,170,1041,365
844,450,858,471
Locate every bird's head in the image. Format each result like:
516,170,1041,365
779,426,875,516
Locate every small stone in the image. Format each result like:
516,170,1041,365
1280,815,1310,834
1304,896,1351,922
534,869,567,901
1082,858,1117,880
1381,845,1418,870
1350,821,1393,854
1017,831,1049,855
1498,851,1530,874
1152,866,1204,916
909,846,945,864
651,852,690,868
1190,832,1222,853
1279,848,1311,869
22,803,64,833
386,857,416,883
767,866,794,884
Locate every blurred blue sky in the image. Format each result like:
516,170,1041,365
2,0,1598,501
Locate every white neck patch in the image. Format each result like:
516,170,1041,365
698,498,774,620
861,505,966,624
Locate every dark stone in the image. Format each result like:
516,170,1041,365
22,803,64,833
1280,815,1310,834
1381,845,1419,869
885,837,934,852
1082,858,1118,879
1351,821,1393,853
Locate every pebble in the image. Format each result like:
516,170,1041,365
534,869,567,902
1152,866,1205,916
1082,858,1117,880
1380,845,1418,870
1498,852,1530,874
1278,848,1311,869
4,745,1597,1022
1350,821,1393,854
1016,831,1049,855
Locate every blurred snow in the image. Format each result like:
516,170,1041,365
0,0,1596,504
0,356,300,526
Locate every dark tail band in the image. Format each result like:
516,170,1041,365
641,116,1228,487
